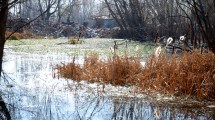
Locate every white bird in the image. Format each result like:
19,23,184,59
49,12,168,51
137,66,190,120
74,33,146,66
166,37,173,47
179,35,185,41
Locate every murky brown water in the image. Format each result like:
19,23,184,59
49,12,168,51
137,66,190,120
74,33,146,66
1,52,214,120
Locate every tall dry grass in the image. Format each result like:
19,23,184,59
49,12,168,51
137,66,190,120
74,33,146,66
56,53,142,86
56,57,82,81
55,51,215,100
139,51,215,99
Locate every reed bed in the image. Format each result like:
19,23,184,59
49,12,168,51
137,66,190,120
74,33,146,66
140,51,215,99
55,51,215,100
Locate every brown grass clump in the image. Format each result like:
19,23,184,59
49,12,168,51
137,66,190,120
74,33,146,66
6,31,22,40
55,51,215,100
5,31,37,40
56,53,142,86
139,51,215,100
68,37,82,44
56,57,82,82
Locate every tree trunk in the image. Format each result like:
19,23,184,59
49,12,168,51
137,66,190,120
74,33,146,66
0,0,9,76
0,0,11,119
38,0,45,22
57,0,62,23
0,96,11,120
0,39,5,77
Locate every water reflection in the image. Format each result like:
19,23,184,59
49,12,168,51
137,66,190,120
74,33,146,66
0,52,214,120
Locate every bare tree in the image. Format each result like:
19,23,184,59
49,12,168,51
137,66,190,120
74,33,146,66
0,0,15,119
104,0,148,40
176,0,215,53
38,0,58,24
0,0,10,75
56,0,62,22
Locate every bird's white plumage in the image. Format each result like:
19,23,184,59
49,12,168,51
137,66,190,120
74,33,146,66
166,37,173,46
180,35,185,41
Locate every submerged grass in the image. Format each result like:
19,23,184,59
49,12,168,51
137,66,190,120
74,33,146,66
56,50,215,100
5,38,155,56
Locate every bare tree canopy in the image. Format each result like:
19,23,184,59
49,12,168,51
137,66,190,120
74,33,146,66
2,0,215,57
103,0,215,53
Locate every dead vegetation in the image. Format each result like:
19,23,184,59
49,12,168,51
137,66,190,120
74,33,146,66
55,51,215,100
5,31,38,40
139,51,215,100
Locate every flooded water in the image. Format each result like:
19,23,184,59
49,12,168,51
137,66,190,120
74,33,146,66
1,52,214,120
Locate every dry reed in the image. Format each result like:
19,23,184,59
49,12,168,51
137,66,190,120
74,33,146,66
56,51,215,100
140,51,215,100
